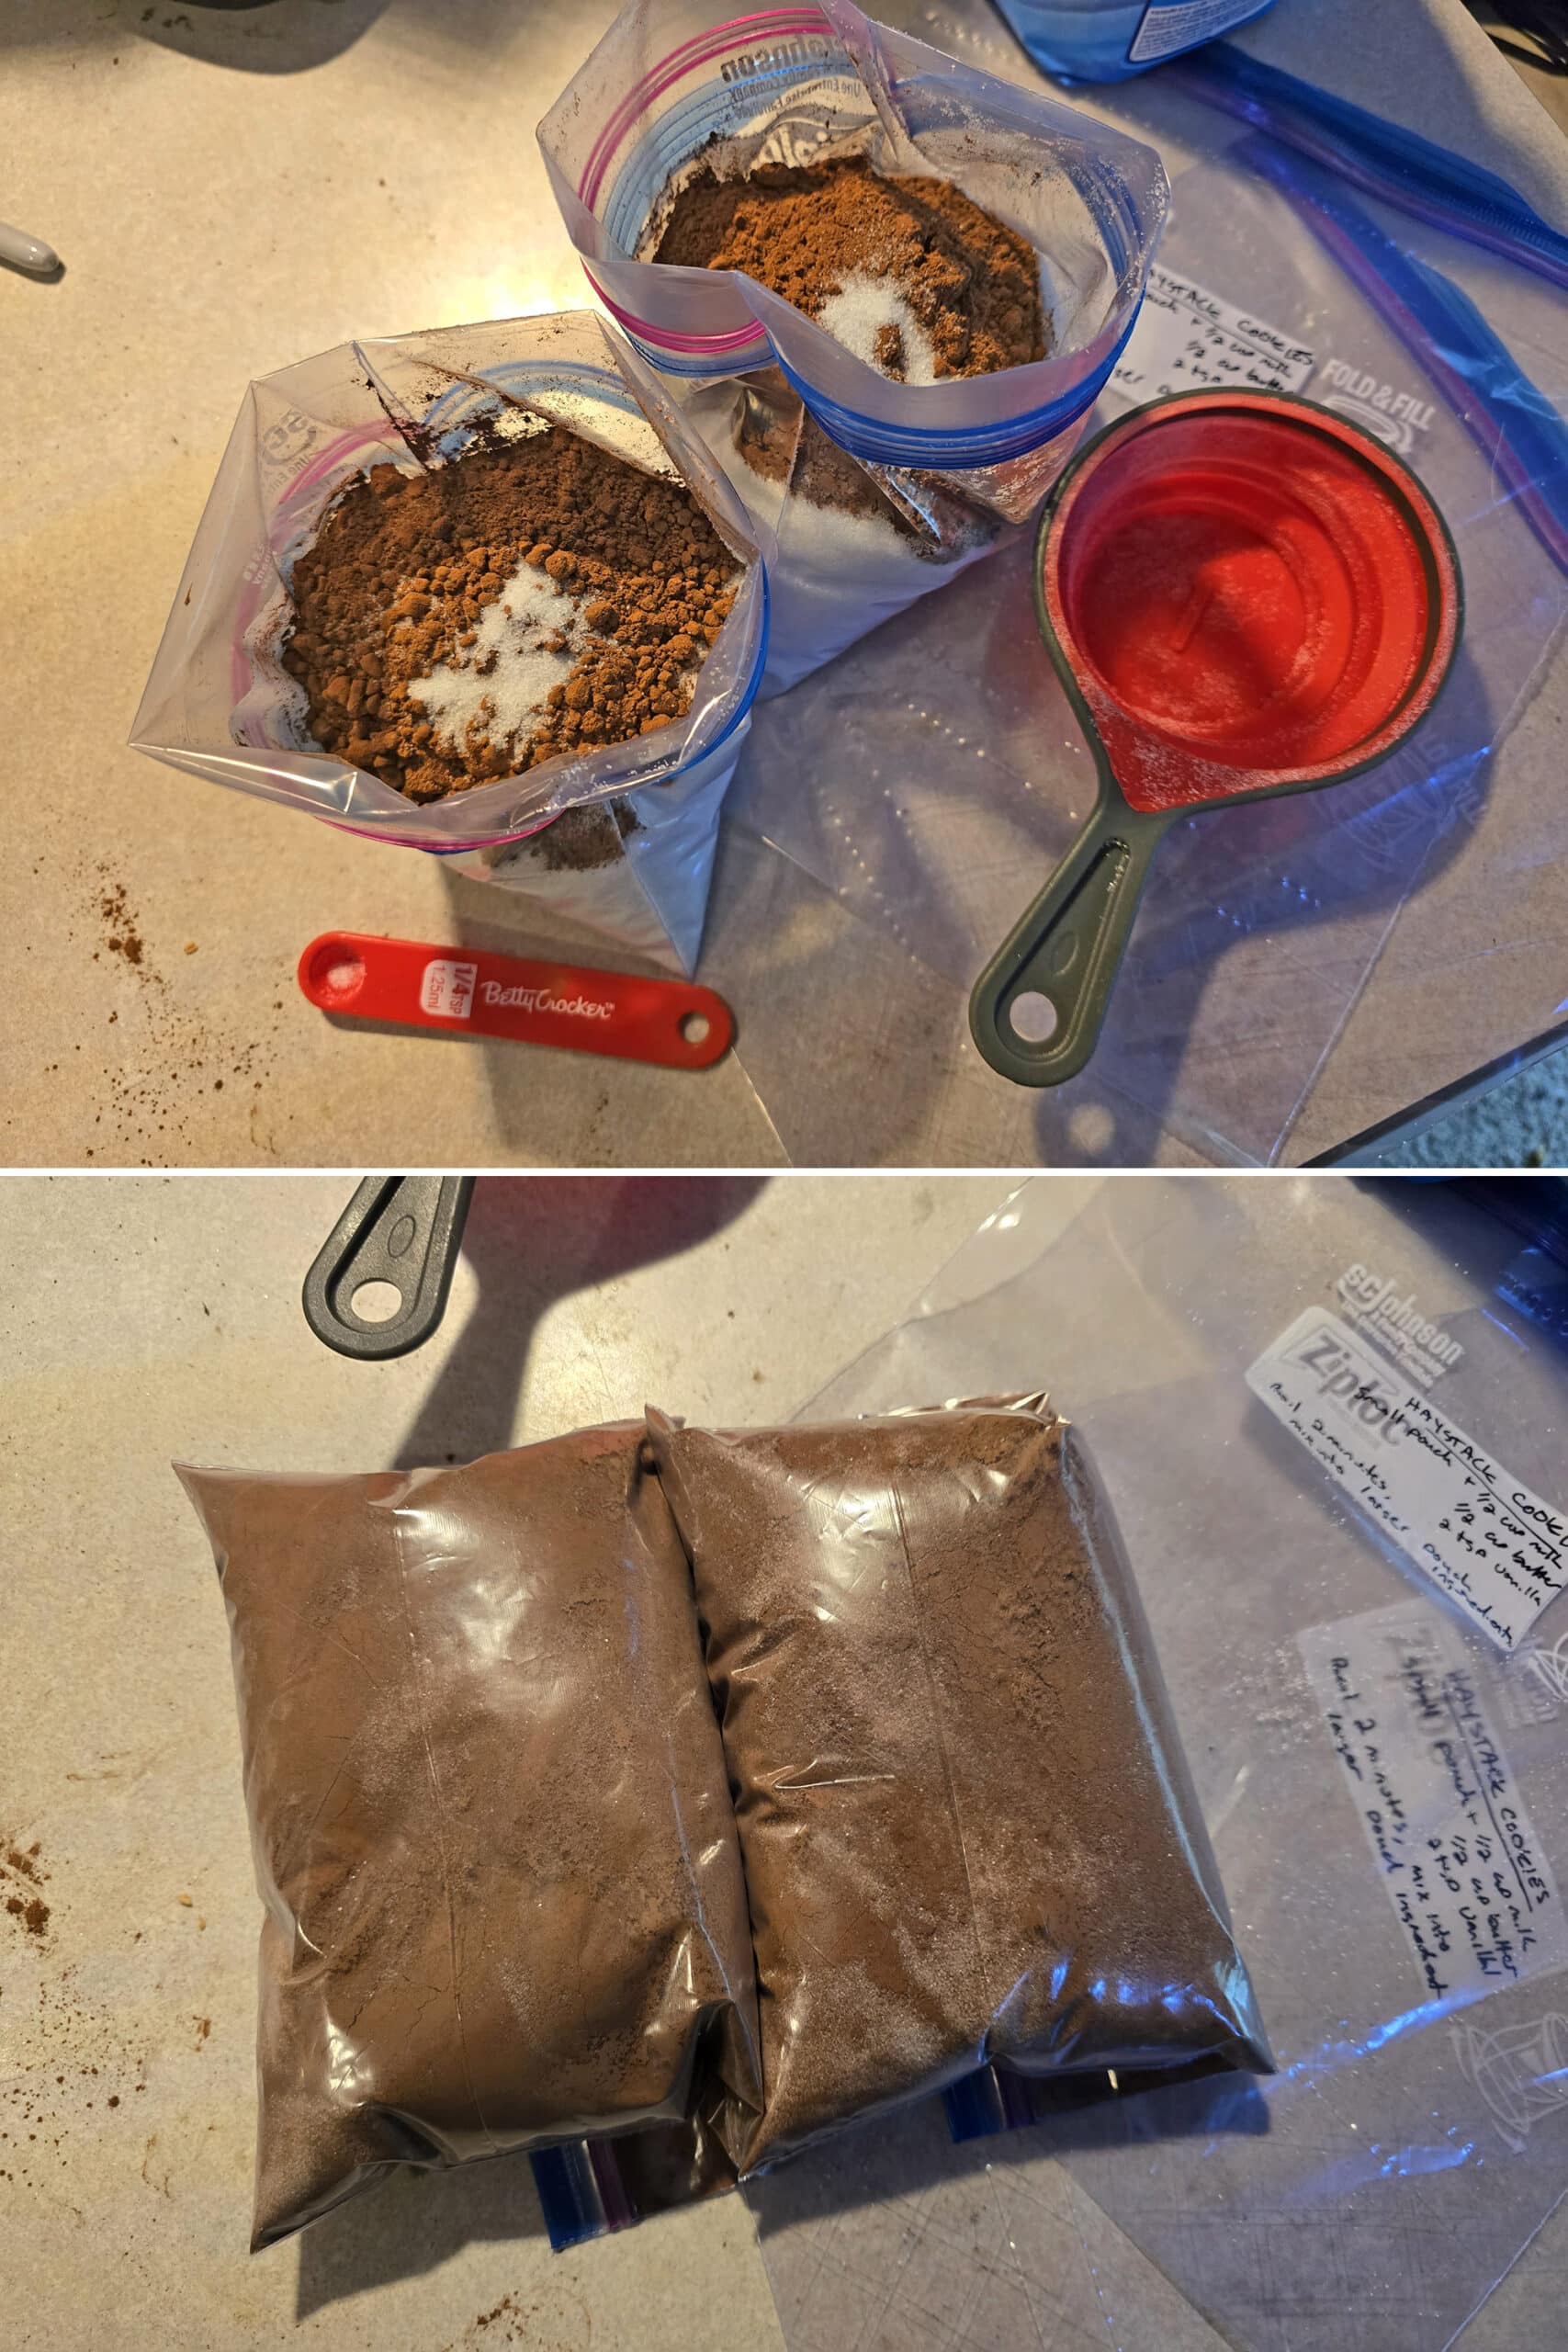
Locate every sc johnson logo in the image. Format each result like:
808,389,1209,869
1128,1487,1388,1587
481,982,614,1020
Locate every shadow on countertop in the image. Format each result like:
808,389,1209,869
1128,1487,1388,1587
294,2141,551,2321
0,0,389,71
293,2059,1268,2321
381,1171,768,1470
0,0,587,74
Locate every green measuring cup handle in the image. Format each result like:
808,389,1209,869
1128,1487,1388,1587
969,797,1168,1088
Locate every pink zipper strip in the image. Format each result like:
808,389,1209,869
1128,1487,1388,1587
584,266,768,354
580,8,833,207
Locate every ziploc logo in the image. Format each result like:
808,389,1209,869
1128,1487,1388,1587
419,958,478,1020
720,35,837,81
1283,1315,1407,1448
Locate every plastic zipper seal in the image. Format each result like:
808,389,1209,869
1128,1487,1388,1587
1237,134,1568,577
530,2143,635,2250
1171,47,1568,290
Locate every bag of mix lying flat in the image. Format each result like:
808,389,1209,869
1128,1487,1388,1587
646,1394,1270,2171
181,1398,1270,2247
130,311,770,972
539,0,1168,694
177,1430,762,2248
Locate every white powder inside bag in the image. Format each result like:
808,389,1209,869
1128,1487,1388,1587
407,563,580,754
816,274,938,387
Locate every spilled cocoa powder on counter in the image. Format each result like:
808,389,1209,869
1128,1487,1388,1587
3,1839,50,1939
282,427,741,805
651,156,1047,382
647,1397,1271,2172
178,1430,761,2248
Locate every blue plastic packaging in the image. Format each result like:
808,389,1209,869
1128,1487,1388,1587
991,0,1277,83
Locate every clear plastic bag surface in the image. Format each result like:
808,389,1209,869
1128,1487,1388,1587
177,1428,762,2249
797,1174,1568,2352
720,64,1568,1159
130,312,769,971
540,0,1167,690
647,1394,1269,2173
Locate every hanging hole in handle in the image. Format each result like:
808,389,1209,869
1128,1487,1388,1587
1008,991,1059,1045
350,1279,405,1324
681,1011,711,1046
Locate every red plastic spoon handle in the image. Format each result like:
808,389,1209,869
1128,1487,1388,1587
298,932,733,1069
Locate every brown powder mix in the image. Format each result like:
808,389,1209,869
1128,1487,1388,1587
282,427,741,805
648,1398,1270,2172
652,157,1047,380
521,796,640,875
179,1432,761,2248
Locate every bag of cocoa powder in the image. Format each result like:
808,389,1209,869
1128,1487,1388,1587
177,1427,761,2247
646,1395,1271,2171
131,311,770,971
539,0,1168,693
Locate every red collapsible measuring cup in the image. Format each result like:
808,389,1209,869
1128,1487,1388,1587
969,390,1461,1088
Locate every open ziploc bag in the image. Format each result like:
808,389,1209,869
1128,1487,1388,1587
540,0,1168,692
773,1176,1568,2352
130,312,770,973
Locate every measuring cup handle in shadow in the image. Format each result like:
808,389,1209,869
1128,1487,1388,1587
968,800,1168,1088
302,1176,475,1359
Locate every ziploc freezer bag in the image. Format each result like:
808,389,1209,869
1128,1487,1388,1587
647,1392,1269,2173
177,1428,761,2249
539,0,1167,690
797,1175,1568,2352
130,312,768,971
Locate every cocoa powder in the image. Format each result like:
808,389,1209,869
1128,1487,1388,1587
1,1840,49,1940
282,428,740,804
735,373,917,533
523,797,640,874
648,1398,1270,2171
178,1431,761,2247
652,157,1047,380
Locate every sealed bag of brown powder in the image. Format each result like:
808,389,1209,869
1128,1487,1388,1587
177,1428,761,2246
647,1395,1270,2171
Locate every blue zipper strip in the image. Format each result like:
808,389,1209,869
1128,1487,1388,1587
771,307,1139,469
1240,134,1568,576
529,2143,605,2249
1179,47,1568,288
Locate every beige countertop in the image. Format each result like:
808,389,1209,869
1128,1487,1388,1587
6,1169,1566,2349
3,1170,1231,2352
2,0,1564,1169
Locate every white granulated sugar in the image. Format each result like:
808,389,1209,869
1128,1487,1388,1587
407,561,579,753
816,273,938,386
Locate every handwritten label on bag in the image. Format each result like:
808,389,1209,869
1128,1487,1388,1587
1247,1309,1568,1651
1298,1600,1568,2001
1111,264,1315,405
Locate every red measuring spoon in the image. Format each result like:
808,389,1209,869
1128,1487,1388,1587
969,390,1462,1088
298,932,733,1068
